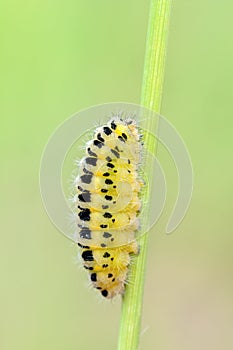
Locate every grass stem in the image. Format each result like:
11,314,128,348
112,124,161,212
117,1,172,349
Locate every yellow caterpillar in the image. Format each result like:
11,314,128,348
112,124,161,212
74,117,143,298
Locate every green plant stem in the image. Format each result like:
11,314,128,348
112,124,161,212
117,1,172,349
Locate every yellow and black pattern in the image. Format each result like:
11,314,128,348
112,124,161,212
74,117,143,298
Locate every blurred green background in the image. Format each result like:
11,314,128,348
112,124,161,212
1,1,232,349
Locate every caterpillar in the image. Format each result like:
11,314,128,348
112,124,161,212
74,116,143,298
